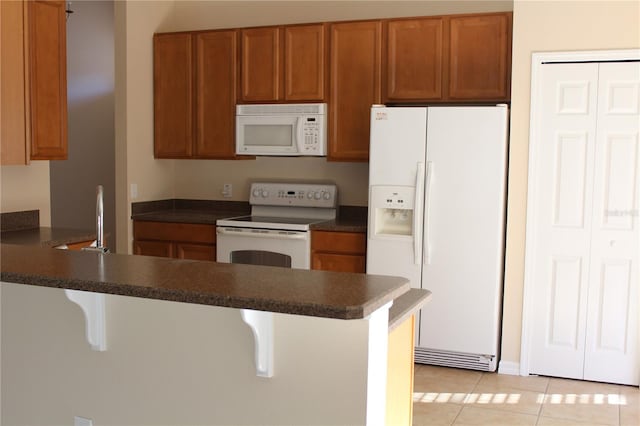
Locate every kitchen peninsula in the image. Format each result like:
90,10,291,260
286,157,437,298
0,243,429,425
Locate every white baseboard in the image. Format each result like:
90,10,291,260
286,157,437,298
498,360,521,376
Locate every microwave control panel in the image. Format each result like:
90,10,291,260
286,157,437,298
301,116,325,154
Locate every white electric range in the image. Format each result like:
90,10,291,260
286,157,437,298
216,182,338,269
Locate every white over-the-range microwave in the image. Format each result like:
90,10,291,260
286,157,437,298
236,103,327,156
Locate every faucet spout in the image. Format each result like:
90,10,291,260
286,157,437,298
96,185,104,249
83,185,109,253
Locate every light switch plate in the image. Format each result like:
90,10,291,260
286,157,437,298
222,183,232,198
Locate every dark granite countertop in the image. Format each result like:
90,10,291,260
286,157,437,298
0,227,97,248
131,199,250,225
0,210,97,248
131,199,368,233
0,244,409,320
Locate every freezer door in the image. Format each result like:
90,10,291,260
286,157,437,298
368,107,428,187
368,107,429,344
367,106,428,289
419,106,509,356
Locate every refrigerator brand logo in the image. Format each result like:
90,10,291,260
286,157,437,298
375,111,388,120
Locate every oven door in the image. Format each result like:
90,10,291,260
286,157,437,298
216,227,310,269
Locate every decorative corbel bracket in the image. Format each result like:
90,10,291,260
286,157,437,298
240,309,274,378
64,290,107,351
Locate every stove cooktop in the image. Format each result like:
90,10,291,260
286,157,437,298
216,215,327,232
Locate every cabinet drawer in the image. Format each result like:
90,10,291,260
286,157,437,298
311,230,366,254
134,221,216,244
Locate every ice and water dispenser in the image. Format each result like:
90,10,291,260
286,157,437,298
369,186,416,239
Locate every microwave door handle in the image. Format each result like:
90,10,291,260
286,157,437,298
295,117,305,153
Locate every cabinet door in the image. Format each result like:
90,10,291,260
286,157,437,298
195,30,237,158
312,253,366,273
240,27,281,102
448,13,511,100
133,240,174,258
1,0,29,164
176,243,216,261
284,24,326,101
28,0,67,160
153,33,194,158
384,17,444,101
329,21,381,161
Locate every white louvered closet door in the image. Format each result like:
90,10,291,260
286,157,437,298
528,61,639,386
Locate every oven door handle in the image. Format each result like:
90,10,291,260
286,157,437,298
217,228,308,240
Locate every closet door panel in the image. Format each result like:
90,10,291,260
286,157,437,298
584,62,639,386
528,62,599,379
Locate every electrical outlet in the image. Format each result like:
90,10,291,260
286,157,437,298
74,416,93,426
130,183,138,200
222,183,232,198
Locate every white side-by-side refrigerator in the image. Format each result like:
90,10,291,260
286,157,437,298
367,105,509,371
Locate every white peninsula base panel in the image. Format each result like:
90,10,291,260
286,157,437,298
0,282,391,425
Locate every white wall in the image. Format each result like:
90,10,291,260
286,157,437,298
0,163,51,226
114,0,176,253
1,281,376,425
500,0,640,369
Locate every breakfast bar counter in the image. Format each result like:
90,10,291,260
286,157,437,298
0,243,409,320
0,243,428,425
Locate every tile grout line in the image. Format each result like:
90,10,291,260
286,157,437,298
536,375,551,426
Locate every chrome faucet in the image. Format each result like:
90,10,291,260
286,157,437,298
83,185,109,253
96,184,105,249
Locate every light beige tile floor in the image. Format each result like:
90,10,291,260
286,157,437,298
412,364,640,426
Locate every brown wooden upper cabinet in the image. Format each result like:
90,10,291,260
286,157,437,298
448,13,511,101
384,12,512,103
240,24,326,102
154,30,239,159
329,20,381,162
384,17,445,101
1,0,68,164
154,33,193,158
195,30,238,158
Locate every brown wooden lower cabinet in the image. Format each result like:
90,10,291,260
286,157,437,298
310,230,366,273
133,221,216,261
133,240,174,258
176,243,216,261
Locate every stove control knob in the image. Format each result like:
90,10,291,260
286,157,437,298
261,190,269,198
306,192,313,199
313,192,321,200
252,188,261,198
322,192,331,201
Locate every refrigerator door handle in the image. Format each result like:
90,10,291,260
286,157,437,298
414,162,425,265
424,161,433,265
